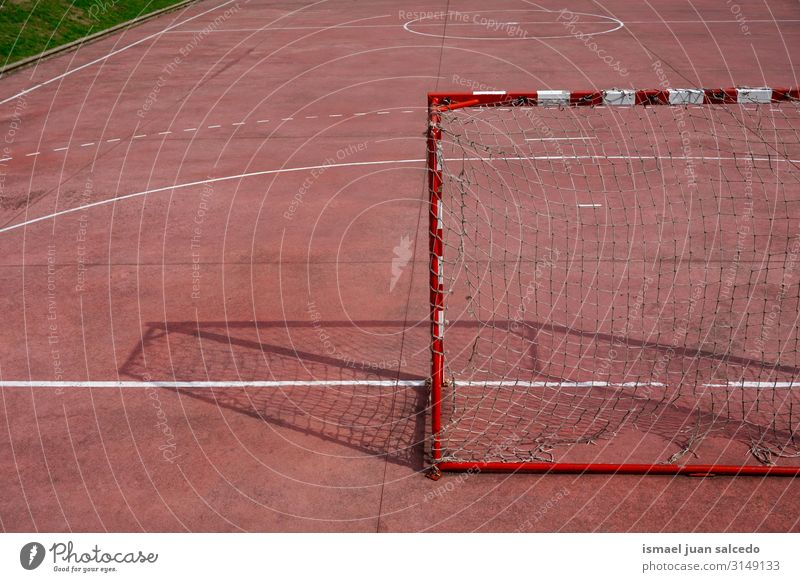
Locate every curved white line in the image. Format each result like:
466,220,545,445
3,153,793,235
0,0,239,106
0,157,425,234
402,9,624,41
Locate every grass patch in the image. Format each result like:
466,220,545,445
0,0,191,65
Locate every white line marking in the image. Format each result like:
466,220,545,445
25,152,40,157
158,131,172,135
207,124,221,129
577,203,603,207
377,111,390,115
328,114,343,117
106,138,120,143
0,380,792,389
183,127,197,132
525,136,596,141
304,115,318,119
80,142,95,147
403,11,624,40
256,119,269,123
159,19,800,32
133,134,146,139
354,112,367,116
402,110,414,113
3,152,796,236
0,157,425,235
705,382,800,388
280,117,293,121
0,380,423,389
232,122,246,126
53,147,68,152
0,157,12,161
464,381,665,388
0,0,240,106
460,155,800,163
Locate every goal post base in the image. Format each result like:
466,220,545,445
434,462,800,477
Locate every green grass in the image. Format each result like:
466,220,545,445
0,0,190,65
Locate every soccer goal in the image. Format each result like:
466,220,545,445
427,87,800,476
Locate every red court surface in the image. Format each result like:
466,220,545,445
1,0,799,532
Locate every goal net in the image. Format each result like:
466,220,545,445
427,87,800,475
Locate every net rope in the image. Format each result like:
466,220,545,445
435,96,800,466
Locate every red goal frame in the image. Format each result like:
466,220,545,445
427,87,800,477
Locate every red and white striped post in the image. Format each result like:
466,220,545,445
428,96,445,468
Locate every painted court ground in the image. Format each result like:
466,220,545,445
1,0,799,531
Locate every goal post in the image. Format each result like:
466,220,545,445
427,86,800,476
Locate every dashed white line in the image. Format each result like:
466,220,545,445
0,110,410,162
577,203,603,207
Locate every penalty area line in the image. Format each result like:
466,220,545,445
0,380,426,389
0,157,424,235
0,380,795,389
5,152,792,236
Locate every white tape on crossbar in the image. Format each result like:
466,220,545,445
669,89,704,105
603,89,635,106
737,87,772,103
538,90,569,106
